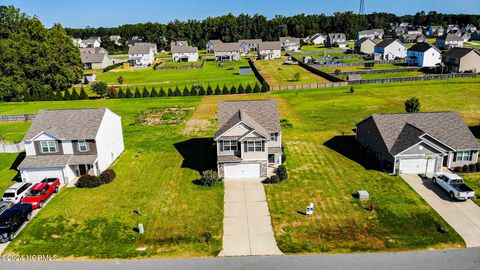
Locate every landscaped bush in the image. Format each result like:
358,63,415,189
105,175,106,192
99,169,116,184
76,175,103,188
454,166,463,173
280,119,293,128
263,175,280,184
469,163,476,172
463,164,469,173
197,170,222,187
103,63,123,72
276,165,288,181
476,163,480,172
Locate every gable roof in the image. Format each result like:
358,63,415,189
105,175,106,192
440,33,464,42
375,39,406,49
356,37,377,45
23,108,108,141
79,47,108,63
443,47,480,59
215,100,281,140
171,45,198,53
259,41,281,50
171,40,188,47
408,43,440,53
357,112,479,155
280,37,300,44
214,42,240,52
359,29,384,36
328,33,346,40
128,45,152,55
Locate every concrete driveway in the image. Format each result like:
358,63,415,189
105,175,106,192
219,179,282,257
401,174,480,247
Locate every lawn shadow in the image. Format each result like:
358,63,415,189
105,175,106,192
8,152,25,182
323,135,384,171
419,176,456,202
469,126,480,139
173,138,217,174
296,211,307,216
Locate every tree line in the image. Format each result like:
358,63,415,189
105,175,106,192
66,11,480,50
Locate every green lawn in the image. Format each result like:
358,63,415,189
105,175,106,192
254,58,331,86
301,45,345,52
462,174,480,206
95,59,258,90
318,63,406,73
111,55,128,60
0,154,21,192
0,122,31,143
1,97,224,259
161,61,203,68
354,71,425,80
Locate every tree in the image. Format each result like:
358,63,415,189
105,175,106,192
107,86,117,99
183,86,190,96
150,87,158,97
214,85,221,95
55,89,63,101
159,87,166,97
71,88,79,100
23,90,32,102
245,84,252,93
125,87,133,98
253,83,261,93
31,90,40,101
79,87,88,99
167,88,173,96
198,85,206,95
238,84,244,94
64,89,71,100
350,86,355,94
117,76,124,84
142,86,149,97
230,85,237,94
261,82,268,92
91,81,108,97
222,84,229,95
174,86,181,96
118,88,125,98
134,87,142,98
405,97,420,113
190,86,198,96
206,84,213,95
293,72,301,81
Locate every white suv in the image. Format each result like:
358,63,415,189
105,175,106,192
2,182,32,203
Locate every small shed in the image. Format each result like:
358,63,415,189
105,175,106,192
239,66,251,75
303,56,312,64
357,190,369,200
83,73,96,84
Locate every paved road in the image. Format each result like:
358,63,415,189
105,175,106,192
401,174,480,247
220,179,282,256
2,248,480,270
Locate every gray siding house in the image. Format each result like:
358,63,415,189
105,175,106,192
442,48,480,73
214,100,282,179
356,112,479,175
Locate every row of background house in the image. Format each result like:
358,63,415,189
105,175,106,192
206,38,295,61
170,40,199,62
73,36,101,48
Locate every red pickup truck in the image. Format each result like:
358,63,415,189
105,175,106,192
21,178,60,209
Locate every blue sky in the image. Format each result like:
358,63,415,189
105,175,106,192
1,0,479,28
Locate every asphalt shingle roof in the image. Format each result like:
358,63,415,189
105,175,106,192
171,45,198,53
375,39,405,49
408,43,440,53
214,42,240,52
443,47,479,59
259,41,281,50
18,155,72,169
128,45,152,55
23,108,107,140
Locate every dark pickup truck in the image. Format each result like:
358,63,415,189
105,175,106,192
0,203,33,242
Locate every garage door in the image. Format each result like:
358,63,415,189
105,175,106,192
224,163,261,179
23,168,65,183
399,158,436,174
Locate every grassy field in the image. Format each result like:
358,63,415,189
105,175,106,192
355,71,425,80
111,55,128,60
1,77,480,258
254,58,331,86
0,122,30,143
95,59,258,90
161,61,203,68
462,174,480,206
318,63,407,73
0,97,224,259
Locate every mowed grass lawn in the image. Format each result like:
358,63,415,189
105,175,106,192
95,59,258,90
462,174,480,206
318,63,406,73
0,98,224,259
254,58,331,86
355,71,425,80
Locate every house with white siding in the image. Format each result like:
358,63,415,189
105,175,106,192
357,29,384,40
206,40,223,53
171,45,199,62
279,37,301,51
258,42,281,60
436,33,464,49
374,39,407,60
80,47,113,69
214,42,241,61
407,43,441,67
18,109,124,185
128,45,155,67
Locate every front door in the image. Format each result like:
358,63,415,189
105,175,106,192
78,165,87,175
268,154,275,163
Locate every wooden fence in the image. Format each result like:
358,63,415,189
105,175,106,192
269,82,348,91
155,60,205,70
0,114,36,122
292,55,346,83
290,49,346,54
332,67,420,76
0,142,25,153
247,58,271,90
348,73,476,85
311,59,406,68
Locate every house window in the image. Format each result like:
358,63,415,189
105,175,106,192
78,140,89,152
222,140,237,151
40,141,57,153
246,141,264,152
455,151,471,162
270,133,279,141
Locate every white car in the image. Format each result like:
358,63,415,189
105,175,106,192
2,182,32,203
432,173,475,200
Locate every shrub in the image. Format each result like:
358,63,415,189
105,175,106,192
261,82,268,92
463,164,469,173
350,86,355,94
76,175,102,188
238,84,244,94
125,87,133,98
71,88,79,100
118,88,125,98
107,87,118,99
174,86,182,96
142,86,149,97
454,166,463,173
334,69,341,75
280,119,293,128
199,85,206,95
476,163,480,172
230,85,237,94
134,87,142,98
103,63,122,72
99,169,116,184
190,86,198,96
264,175,280,184
404,97,420,113
197,170,222,187
245,84,252,93
469,163,476,172
214,85,221,95
222,85,229,95
79,87,88,100
183,86,189,96
206,84,213,95
150,87,158,97
167,88,173,96
63,89,71,100
293,72,301,81
159,87,166,97
276,165,288,181
117,76,124,85
253,83,260,93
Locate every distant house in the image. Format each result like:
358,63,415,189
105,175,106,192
442,48,480,73
128,36,143,47
374,39,407,60
258,41,282,60
135,42,158,55
206,40,223,54
239,39,262,55
399,33,427,44
444,24,460,35
128,45,154,67
109,35,122,46
72,38,84,47
171,40,188,47
279,37,301,51
357,29,384,40
436,33,464,49
80,47,113,69
460,33,471,42
428,26,444,37
326,33,347,48
471,30,480,40
171,45,199,62
214,43,241,61
82,73,96,84
354,38,379,54
81,37,101,48
305,33,326,45
406,43,441,67
462,24,477,34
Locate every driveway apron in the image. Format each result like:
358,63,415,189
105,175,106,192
219,179,283,256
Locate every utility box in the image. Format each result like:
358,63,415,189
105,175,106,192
239,66,251,75
357,190,369,200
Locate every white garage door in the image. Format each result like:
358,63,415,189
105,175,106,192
23,168,65,183
224,163,261,179
399,158,436,174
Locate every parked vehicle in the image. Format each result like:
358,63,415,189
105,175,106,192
40,178,61,193
432,173,475,200
0,201,14,215
2,182,32,203
0,203,32,242
21,181,56,209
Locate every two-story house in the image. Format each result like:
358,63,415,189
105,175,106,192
374,39,407,60
214,100,282,179
171,45,199,62
239,39,262,55
279,37,301,51
258,42,281,60
206,40,223,53
214,43,241,61
326,33,347,48
436,33,464,49
442,48,480,73
18,108,124,185
128,44,154,67
354,38,380,54
80,47,113,69
428,26,444,37
357,29,384,40
406,43,441,67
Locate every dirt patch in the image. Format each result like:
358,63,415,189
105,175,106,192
134,107,195,126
